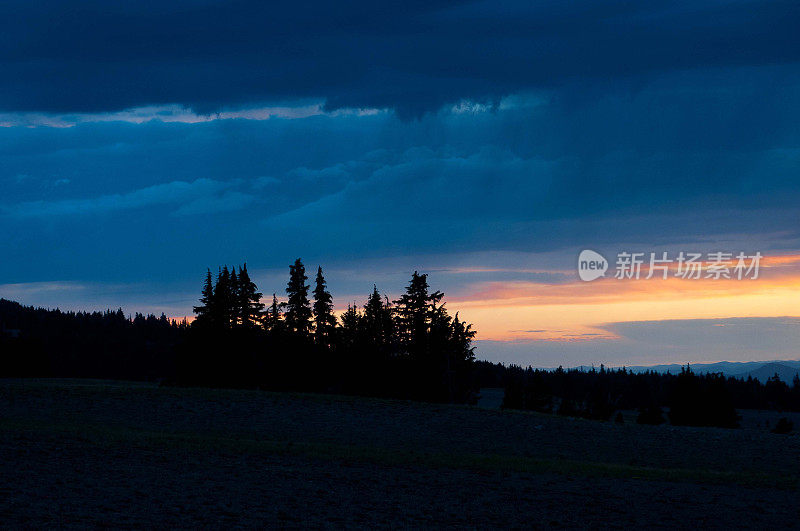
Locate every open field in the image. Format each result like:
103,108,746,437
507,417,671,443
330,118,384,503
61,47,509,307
0,379,798,528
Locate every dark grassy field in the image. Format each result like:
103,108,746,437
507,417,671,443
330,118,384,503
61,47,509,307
0,379,798,528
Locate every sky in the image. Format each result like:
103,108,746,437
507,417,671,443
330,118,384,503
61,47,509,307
2,0,800,367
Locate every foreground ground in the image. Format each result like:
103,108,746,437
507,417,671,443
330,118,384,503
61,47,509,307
0,380,798,528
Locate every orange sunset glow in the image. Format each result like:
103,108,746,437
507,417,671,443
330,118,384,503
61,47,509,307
447,253,800,342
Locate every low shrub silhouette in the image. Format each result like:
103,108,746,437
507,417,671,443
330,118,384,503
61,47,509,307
772,417,794,434
557,398,582,417
637,404,665,425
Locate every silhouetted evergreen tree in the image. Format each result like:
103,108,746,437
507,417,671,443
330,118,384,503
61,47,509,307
393,271,443,355
237,264,264,328
229,268,239,325
668,366,700,426
339,303,360,350
361,286,394,354
213,267,233,327
584,383,615,420
312,266,336,347
192,269,216,326
669,367,739,428
266,293,284,332
765,373,791,410
285,259,312,337
435,310,478,403
502,366,552,412
391,271,476,402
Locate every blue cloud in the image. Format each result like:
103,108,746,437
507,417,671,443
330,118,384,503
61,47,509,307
5,178,243,217
0,1,797,116
1,66,800,285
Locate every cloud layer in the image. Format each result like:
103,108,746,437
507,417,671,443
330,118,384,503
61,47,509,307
1,1,798,116
2,71,799,284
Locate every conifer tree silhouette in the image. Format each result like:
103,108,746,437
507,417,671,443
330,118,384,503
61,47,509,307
229,267,239,326
362,285,394,352
285,258,312,336
266,293,283,332
312,266,336,347
669,366,739,428
765,373,791,410
237,264,264,327
214,267,232,327
434,309,477,402
393,271,475,401
193,269,215,326
339,303,360,349
180,265,480,402
393,271,443,354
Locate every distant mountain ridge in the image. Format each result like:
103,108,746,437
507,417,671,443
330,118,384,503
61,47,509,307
730,362,800,384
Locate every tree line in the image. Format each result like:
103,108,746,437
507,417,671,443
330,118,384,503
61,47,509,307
0,299,185,380
491,362,800,428
175,259,478,403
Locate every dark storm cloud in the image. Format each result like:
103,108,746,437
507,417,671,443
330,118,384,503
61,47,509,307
0,0,798,116
2,63,800,287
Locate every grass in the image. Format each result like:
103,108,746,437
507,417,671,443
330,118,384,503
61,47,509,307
2,416,796,491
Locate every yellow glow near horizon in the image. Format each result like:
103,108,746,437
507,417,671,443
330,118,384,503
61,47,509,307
447,254,800,342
